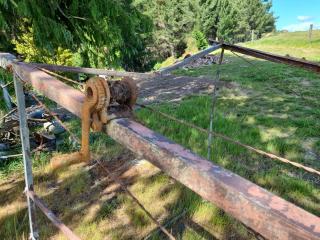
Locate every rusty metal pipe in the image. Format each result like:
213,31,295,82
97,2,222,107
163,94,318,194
1,53,320,240
210,41,320,73
26,190,81,240
106,118,320,240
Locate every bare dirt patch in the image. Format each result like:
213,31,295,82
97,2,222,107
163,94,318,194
136,74,233,104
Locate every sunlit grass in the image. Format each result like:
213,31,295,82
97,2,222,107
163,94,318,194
1,30,320,239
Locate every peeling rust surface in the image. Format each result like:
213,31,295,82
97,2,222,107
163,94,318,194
106,118,320,240
0,53,319,240
26,191,81,240
212,41,320,73
15,62,84,117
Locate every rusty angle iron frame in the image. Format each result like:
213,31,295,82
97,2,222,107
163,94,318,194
1,52,320,240
210,40,320,73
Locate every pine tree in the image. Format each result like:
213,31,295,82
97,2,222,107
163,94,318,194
0,0,153,70
199,0,275,43
200,0,239,42
232,0,275,40
135,0,196,59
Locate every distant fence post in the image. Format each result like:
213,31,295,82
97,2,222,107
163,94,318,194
309,24,313,41
251,30,255,42
13,70,39,240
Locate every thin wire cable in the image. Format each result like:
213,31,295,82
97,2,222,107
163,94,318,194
14,69,175,239
207,49,224,159
29,93,81,144
231,51,260,69
230,50,315,102
96,159,176,240
136,103,320,176
1,81,13,88
13,69,81,144
0,107,17,123
34,66,85,86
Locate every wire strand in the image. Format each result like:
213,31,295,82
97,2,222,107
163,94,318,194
35,66,85,86
136,103,320,177
96,158,176,240
13,70,175,239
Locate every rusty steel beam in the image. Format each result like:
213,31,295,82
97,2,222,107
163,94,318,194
211,41,320,73
26,191,81,240
1,53,320,240
107,119,320,240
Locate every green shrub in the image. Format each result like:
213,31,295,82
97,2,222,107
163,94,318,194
193,30,208,50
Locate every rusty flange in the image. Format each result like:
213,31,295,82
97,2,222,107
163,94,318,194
51,77,110,169
85,77,110,132
51,76,138,170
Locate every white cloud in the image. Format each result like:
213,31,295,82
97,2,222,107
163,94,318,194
282,21,320,32
297,16,314,22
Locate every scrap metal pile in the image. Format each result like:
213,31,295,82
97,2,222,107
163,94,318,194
182,54,226,69
0,97,68,159
0,75,138,162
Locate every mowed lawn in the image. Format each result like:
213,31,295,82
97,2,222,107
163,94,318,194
0,31,319,239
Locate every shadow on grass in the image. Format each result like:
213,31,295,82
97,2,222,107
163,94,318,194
1,56,320,239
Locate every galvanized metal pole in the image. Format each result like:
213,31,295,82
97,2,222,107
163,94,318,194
158,44,222,74
2,53,320,240
207,49,224,160
13,71,39,240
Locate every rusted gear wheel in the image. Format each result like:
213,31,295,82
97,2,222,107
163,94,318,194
85,77,110,111
84,77,110,131
121,77,138,108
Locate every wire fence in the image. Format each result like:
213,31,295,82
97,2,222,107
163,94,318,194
4,46,320,239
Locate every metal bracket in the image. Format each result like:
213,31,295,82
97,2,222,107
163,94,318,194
51,76,137,170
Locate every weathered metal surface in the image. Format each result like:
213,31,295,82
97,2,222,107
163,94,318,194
29,62,156,79
108,77,137,108
51,77,109,169
16,63,84,117
13,72,39,239
158,44,222,74
26,190,81,240
107,119,320,240
1,52,320,240
211,41,320,73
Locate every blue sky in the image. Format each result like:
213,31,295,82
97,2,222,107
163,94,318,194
271,0,320,31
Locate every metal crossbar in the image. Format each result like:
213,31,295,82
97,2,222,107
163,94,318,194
3,51,320,240
96,159,176,240
26,190,81,240
14,71,176,239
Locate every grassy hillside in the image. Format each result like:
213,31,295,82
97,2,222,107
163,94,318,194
244,30,320,62
136,30,320,237
0,30,319,239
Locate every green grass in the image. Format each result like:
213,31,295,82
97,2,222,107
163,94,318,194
137,52,320,217
243,30,320,62
0,30,320,239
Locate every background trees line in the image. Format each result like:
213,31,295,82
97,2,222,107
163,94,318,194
0,0,275,71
